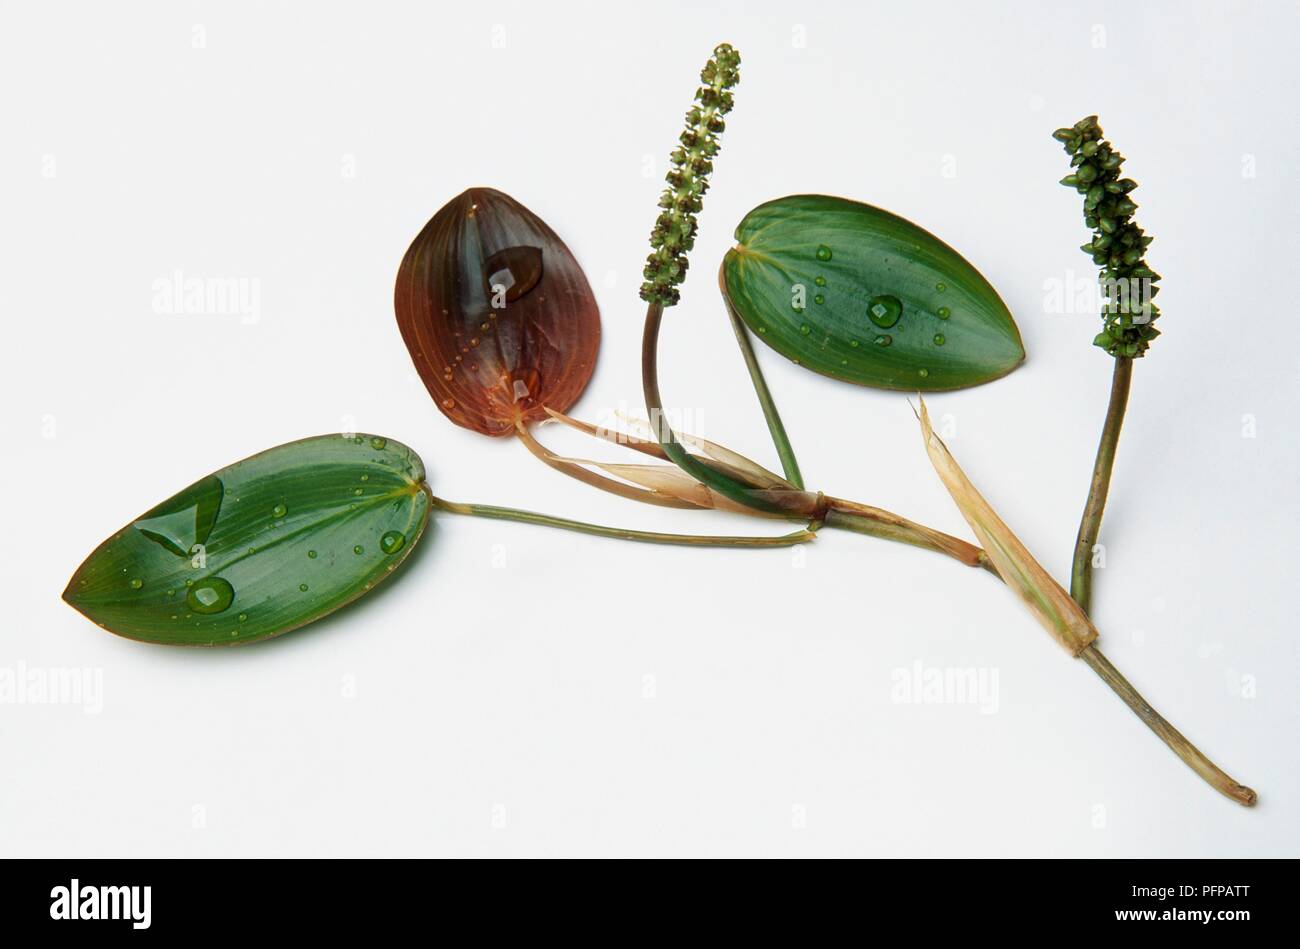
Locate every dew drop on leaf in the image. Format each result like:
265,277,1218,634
186,577,235,615
868,295,903,329
483,245,543,302
380,530,407,555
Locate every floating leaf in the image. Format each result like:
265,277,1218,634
917,400,1097,656
63,434,431,646
721,194,1025,391
395,187,601,436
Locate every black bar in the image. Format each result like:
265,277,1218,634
0,858,1287,936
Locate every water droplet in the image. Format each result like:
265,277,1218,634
849,339,860,348
867,295,902,328
816,245,832,261
135,475,224,558
757,326,767,334
937,306,951,319
380,530,407,555
370,437,387,450
129,578,143,590
166,589,175,598
238,613,248,623
935,282,947,292
186,577,235,615
307,550,318,559
442,398,456,410
814,276,827,287
299,583,308,592
272,503,287,519
483,245,543,302
919,367,930,378
813,294,825,305
353,545,364,555
360,474,370,483
799,324,811,335
874,334,892,346
353,487,363,496
933,333,946,346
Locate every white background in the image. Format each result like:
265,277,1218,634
2,1,1297,857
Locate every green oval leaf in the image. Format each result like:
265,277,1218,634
63,434,432,646
721,194,1025,391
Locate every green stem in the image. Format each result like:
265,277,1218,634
1071,356,1132,613
642,302,793,516
428,493,813,549
721,289,804,489
822,497,994,571
1080,645,1257,806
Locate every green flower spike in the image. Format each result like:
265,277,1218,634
640,43,741,307
1054,115,1161,357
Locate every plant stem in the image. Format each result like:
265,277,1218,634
642,302,793,515
428,493,814,549
1079,644,1257,806
721,286,804,489
822,497,995,572
1071,356,1133,613
514,421,699,510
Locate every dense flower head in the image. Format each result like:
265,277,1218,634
640,44,741,307
1054,116,1161,357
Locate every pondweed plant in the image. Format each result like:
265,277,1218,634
1053,115,1160,615
65,44,1254,807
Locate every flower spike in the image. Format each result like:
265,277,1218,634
1053,116,1161,358
639,43,741,307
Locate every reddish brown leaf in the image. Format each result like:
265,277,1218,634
395,188,601,436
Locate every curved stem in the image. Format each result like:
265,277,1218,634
721,286,804,488
1071,356,1132,613
823,496,994,571
1080,645,1257,806
428,494,814,549
515,421,699,510
642,302,794,516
